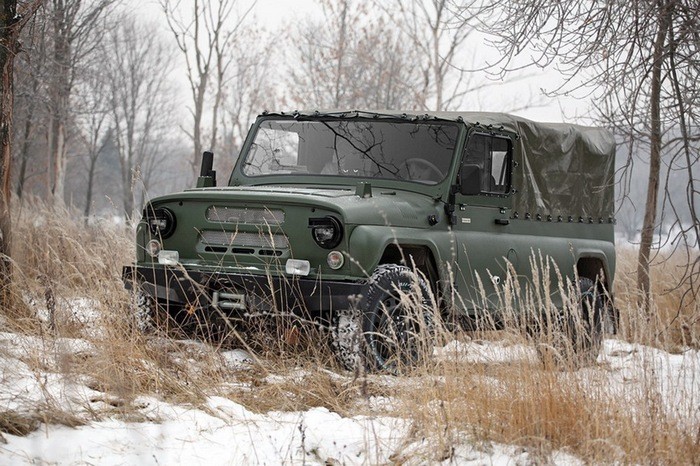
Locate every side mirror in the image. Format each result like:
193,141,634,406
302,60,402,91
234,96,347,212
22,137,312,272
197,151,217,188
459,164,481,195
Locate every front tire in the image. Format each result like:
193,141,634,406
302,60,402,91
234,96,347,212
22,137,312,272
131,289,167,334
332,265,436,373
130,289,197,339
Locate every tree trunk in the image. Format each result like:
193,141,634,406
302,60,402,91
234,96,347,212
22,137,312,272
431,11,442,111
333,1,347,108
49,115,67,200
121,149,134,218
16,54,40,198
0,0,19,305
48,0,71,203
83,155,97,218
191,79,205,181
637,0,670,312
15,105,34,198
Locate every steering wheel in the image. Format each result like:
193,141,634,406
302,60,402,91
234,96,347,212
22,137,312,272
404,158,444,181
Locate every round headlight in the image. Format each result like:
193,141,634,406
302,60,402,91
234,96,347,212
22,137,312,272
309,216,343,249
145,207,176,239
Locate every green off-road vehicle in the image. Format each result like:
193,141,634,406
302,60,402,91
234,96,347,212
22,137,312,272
123,110,616,371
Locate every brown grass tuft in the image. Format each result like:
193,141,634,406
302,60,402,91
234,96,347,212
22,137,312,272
0,411,40,437
398,356,700,464
615,246,700,350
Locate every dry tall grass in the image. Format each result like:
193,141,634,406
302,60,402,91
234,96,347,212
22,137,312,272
399,295,700,462
615,245,700,351
7,200,245,410
2,200,698,464
390,248,700,464
396,353,700,464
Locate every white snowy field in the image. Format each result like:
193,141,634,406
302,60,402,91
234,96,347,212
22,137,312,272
0,298,698,465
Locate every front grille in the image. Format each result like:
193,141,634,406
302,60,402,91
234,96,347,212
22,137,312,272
206,206,285,225
200,230,290,249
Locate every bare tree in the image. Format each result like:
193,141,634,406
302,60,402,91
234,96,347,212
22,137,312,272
0,0,43,303
160,0,253,180
13,12,49,199
44,0,115,203
453,0,700,308
218,23,277,174
381,0,540,112
104,15,177,218
289,0,420,109
72,60,111,218
377,0,475,111
348,17,422,109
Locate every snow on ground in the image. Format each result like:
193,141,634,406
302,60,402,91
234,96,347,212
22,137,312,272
3,396,408,465
437,337,700,428
0,299,698,464
598,339,700,429
0,328,550,465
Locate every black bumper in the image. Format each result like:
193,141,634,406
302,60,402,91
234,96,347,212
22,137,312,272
122,265,366,319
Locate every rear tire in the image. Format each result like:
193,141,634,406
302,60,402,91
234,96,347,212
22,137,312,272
534,277,603,369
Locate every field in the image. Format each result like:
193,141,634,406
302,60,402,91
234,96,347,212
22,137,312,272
1,201,698,464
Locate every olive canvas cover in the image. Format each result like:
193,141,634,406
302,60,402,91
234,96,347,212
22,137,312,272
432,112,614,220
266,110,616,219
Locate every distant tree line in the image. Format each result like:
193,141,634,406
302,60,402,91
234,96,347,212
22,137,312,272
11,0,533,220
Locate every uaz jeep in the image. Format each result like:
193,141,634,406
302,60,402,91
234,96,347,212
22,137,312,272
123,110,616,371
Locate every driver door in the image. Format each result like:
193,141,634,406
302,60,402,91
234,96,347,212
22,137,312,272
452,132,514,316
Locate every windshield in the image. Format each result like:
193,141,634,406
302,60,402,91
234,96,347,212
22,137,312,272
241,119,459,185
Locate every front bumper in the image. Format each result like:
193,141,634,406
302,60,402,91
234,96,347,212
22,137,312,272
122,264,366,319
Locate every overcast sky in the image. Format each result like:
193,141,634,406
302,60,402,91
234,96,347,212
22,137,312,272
144,0,592,124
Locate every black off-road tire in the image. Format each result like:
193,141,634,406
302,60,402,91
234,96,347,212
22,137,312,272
132,289,159,334
131,289,184,337
331,307,364,372
534,277,604,369
331,264,436,373
133,289,240,345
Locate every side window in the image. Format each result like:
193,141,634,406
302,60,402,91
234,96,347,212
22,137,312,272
463,133,511,194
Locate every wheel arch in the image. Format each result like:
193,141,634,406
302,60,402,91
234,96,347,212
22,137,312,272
378,243,440,286
347,225,447,286
575,254,612,295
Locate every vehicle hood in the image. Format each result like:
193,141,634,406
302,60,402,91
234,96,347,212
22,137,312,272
149,185,443,228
